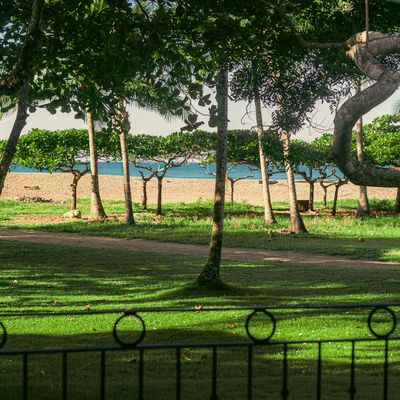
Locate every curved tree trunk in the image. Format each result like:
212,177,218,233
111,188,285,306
0,81,29,195
333,34,400,186
282,131,307,234
254,89,276,225
196,68,228,288
156,176,163,215
395,188,400,214
87,111,107,221
354,80,370,217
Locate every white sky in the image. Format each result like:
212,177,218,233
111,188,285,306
1,89,399,142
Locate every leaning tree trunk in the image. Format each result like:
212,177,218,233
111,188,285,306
333,34,400,187
395,188,400,213
320,183,328,208
156,176,163,215
281,131,307,234
196,68,229,288
87,111,107,221
0,81,30,195
354,80,370,217
254,88,276,225
0,0,43,195
115,101,134,224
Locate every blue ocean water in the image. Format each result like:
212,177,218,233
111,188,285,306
10,162,344,180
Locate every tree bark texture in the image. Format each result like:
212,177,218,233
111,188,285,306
333,34,400,186
281,131,307,234
156,176,163,215
115,101,134,224
396,188,400,213
354,80,370,217
87,111,107,221
196,69,229,288
254,90,276,225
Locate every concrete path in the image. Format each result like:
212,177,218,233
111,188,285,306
0,229,398,269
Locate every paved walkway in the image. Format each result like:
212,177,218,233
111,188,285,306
0,229,398,269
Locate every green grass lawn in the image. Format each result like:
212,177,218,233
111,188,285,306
0,240,399,399
1,198,399,262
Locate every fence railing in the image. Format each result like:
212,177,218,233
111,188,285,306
0,304,399,400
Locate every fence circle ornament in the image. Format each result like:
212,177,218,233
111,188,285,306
0,321,7,349
113,312,146,348
245,309,276,343
367,306,397,339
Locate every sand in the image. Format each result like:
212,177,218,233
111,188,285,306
2,172,398,206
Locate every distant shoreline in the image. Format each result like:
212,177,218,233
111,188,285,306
3,172,397,206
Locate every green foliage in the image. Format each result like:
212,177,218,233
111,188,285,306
363,115,400,167
16,128,119,172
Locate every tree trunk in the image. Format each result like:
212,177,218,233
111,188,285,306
354,80,370,217
396,188,400,213
254,90,276,225
320,183,328,207
119,129,134,224
196,68,228,288
281,131,307,234
0,80,30,195
332,185,340,217
229,178,234,203
332,35,400,187
87,111,107,221
309,181,315,211
70,173,81,210
142,179,148,209
156,176,163,215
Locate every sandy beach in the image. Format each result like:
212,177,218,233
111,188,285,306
2,172,398,206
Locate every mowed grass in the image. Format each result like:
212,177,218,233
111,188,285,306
0,240,400,399
1,198,399,262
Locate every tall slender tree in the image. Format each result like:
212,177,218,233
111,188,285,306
196,68,229,287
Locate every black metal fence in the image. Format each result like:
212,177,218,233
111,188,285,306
0,304,399,400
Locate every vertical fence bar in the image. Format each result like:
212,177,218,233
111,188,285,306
348,341,356,400
22,354,28,400
247,345,253,400
138,349,144,400
62,352,67,400
210,346,218,400
383,339,389,400
281,343,289,400
176,348,181,400
100,351,106,400
316,342,322,400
